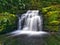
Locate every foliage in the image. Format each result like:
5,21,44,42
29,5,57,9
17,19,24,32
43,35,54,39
42,5,60,31
0,12,18,34
24,0,60,10
0,0,60,14
0,0,26,14
42,5,60,14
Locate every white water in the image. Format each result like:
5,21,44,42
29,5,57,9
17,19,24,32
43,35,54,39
8,10,48,36
20,10,42,31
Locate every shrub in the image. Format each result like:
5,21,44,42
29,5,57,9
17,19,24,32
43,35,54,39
42,5,60,31
42,5,60,14
0,12,18,34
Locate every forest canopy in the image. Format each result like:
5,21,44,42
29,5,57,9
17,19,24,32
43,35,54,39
0,0,60,14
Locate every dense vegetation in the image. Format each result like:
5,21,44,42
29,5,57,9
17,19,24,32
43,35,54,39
42,5,60,31
0,0,26,14
0,0,60,14
0,12,18,34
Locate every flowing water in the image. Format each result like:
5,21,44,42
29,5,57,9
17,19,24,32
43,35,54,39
7,10,48,37
0,10,49,45
19,10,42,31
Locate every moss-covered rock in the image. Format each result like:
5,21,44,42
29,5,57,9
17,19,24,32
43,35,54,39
0,12,18,34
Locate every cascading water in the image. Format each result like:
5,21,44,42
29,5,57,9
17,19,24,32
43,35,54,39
8,10,48,36
19,10,42,31
4,10,49,45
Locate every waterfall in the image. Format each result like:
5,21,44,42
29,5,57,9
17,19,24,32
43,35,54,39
5,10,49,45
7,10,48,36
18,10,42,31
